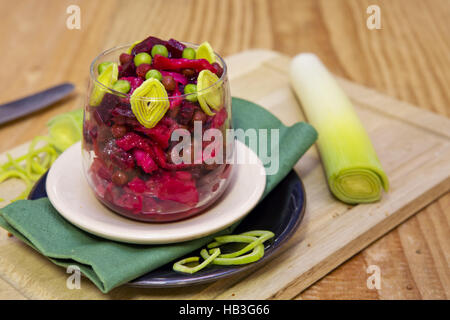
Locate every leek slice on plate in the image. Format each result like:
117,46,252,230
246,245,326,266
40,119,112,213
47,109,83,152
290,53,389,204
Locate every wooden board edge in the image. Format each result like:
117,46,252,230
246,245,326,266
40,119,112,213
274,178,450,299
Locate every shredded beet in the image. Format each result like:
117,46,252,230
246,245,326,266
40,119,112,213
156,172,199,206
152,55,216,73
133,149,158,173
127,177,147,193
160,71,188,85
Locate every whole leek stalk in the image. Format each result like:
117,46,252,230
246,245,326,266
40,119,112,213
290,53,389,204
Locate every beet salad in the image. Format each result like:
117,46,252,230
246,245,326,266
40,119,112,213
82,36,233,222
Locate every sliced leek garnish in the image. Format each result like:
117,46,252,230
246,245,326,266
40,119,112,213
210,231,274,259
196,70,223,116
172,230,274,274
89,63,118,107
196,41,216,64
130,78,170,128
200,244,264,265
173,248,220,274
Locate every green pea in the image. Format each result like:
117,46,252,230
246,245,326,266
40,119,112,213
98,61,113,74
184,84,198,102
182,47,196,60
112,80,131,94
145,69,162,81
151,44,169,58
134,52,152,66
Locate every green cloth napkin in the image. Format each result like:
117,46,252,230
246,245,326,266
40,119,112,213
0,97,317,293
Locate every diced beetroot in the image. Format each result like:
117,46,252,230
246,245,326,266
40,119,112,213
83,120,97,144
103,182,116,202
119,77,143,94
90,158,112,181
120,53,134,65
115,191,143,213
175,171,192,181
169,83,182,109
134,121,173,150
93,180,108,198
177,101,196,125
112,107,134,119
101,140,135,170
161,116,179,128
166,38,186,58
211,107,227,129
142,196,159,212
152,55,216,73
151,144,191,170
212,62,224,78
111,149,135,170
118,59,136,78
157,172,198,206
136,64,152,79
131,36,166,55
133,149,158,173
94,93,121,125
127,177,147,193
144,178,159,197
116,132,152,153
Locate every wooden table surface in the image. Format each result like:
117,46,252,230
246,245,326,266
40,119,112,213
0,0,448,300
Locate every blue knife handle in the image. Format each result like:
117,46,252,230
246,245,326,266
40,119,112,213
0,83,75,126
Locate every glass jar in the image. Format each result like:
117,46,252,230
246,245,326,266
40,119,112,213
82,43,234,222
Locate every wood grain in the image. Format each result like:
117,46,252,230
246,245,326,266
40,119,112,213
0,0,448,299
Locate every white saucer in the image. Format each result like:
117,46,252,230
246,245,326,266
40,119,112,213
46,140,266,244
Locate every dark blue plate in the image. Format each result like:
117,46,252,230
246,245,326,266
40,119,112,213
29,170,305,288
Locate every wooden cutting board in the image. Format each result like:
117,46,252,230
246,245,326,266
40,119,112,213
0,50,449,299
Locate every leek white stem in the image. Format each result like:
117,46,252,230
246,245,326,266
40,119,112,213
290,53,389,204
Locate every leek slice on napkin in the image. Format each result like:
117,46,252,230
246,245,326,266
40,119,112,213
290,53,389,204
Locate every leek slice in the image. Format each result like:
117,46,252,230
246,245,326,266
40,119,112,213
173,248,220,274
89,63,118,107
197,70,223,116
207,232,274,259
130,78,170,128
47,109,83,152
172,230,273,273
200,245,264,265
196,41,216,64
290,53,389,204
